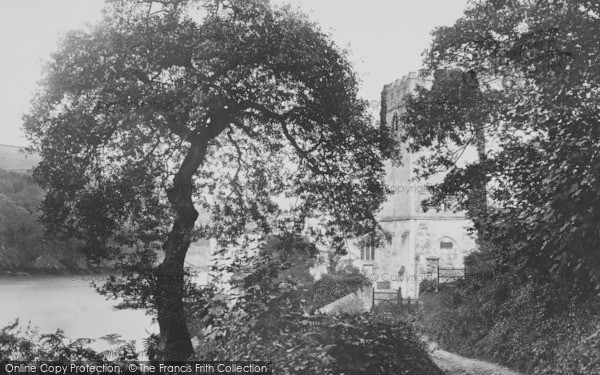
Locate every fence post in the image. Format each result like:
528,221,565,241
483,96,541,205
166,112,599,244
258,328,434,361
397,287,402,312
372,287,375,311
437,267,440,292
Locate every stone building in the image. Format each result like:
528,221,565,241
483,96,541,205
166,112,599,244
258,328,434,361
348,72,477,298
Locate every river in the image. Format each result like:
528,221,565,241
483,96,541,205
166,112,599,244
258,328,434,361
0,275,158,354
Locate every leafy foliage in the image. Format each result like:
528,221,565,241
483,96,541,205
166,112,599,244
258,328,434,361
419,278,437,294
401,69,493,236
0,170,43,248
303,265,371,311
405,1,600,372
403,0,600,295
0,169,88,271
419,276,600,375
24,0,392,356
193,236,442,374
0,320,140,363
24,0,390,256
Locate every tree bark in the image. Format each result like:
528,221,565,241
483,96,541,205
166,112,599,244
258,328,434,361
157,135,210,360
465,74,488,241
472,124,488,240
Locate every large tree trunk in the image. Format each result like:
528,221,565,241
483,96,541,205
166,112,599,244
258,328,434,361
465,73,488,241
157,136,210,360
472,124,488,240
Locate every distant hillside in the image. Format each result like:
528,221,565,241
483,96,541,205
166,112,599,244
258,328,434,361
0,144,212,274
0,144,40,173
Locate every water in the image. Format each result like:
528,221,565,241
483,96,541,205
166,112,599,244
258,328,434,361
0,275,158,353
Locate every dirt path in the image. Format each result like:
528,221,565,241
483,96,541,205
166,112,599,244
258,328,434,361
427,342,522,375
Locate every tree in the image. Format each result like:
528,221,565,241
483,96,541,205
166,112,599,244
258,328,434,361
24,0,389,359
403,0,600,294
400,68,497,238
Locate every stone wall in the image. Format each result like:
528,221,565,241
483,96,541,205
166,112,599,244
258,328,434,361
317,287,373,315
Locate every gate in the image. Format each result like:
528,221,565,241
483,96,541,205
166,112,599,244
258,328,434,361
436,267,495,291
437,267,466,283
436,267,465,292
372,288,420,315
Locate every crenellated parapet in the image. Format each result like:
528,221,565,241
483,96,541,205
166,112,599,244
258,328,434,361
382,72,432,117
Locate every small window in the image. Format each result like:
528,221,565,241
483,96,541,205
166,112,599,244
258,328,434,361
377,281,391,290
361,238,376,261
440,241,454,249
392,112,399,132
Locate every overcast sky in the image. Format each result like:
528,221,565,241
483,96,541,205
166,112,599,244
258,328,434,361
0,0,468,147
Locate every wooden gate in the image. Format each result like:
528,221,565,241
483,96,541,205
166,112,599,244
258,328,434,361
372,288,420,315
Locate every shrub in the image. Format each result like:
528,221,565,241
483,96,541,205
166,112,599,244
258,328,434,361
193,239,442,374
419,278,437,294
0,320,140,362
418,274,600,375
326,314,443,375
198,312,443,375
305,265,371,311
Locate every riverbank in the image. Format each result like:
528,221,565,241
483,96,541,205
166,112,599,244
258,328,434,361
0,274,157,357
0,244,116,276
0,262,115,277
0,167,116,276
0,267,115,276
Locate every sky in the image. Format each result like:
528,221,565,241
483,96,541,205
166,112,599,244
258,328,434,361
0,0,468,147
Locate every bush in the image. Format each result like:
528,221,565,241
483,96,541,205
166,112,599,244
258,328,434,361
305,265,371,311
418,274,600,375
198,312,443,375
0,320,141,362
193,238,442,374
419,278,437,294
326,314,443,375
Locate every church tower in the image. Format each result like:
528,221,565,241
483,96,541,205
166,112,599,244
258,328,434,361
353,72,476,298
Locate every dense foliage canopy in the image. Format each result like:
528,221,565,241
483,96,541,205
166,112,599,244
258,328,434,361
402,0,600,295
24,0,391,359
194,235,442,375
